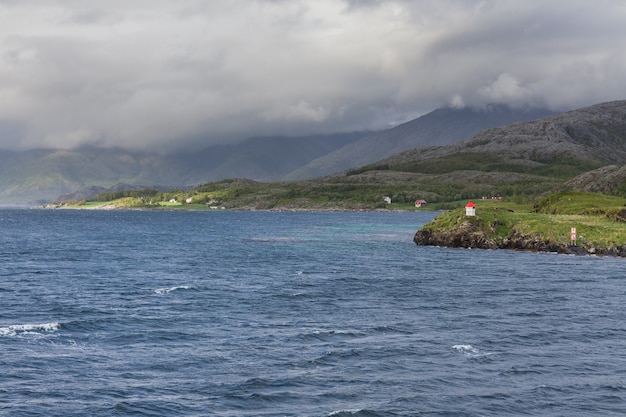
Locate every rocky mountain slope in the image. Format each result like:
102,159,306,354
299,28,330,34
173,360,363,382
380,100,626,170
561,165,626,195
285,105,555,180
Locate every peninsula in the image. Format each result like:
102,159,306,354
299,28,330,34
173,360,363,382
414,192,626,256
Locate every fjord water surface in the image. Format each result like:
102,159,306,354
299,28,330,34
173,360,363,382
1,209,626,416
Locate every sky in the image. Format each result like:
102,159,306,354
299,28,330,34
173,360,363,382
1,0,626,152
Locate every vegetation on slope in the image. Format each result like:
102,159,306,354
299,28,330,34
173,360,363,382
47,100,626,257
415,193,626,256
391,152,602,178
54,168,553,211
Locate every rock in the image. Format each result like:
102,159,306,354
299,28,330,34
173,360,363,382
414,224,595,256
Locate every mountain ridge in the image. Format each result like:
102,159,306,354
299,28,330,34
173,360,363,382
0,132,366,204
378,100,626,169
284,104,556,180
49,99,626,211
0,104,555,205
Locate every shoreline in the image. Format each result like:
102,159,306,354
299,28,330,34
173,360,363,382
41,202,429,213
413,225,624,256
413,205,626,257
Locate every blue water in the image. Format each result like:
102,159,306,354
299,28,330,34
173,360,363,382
2,209,626,416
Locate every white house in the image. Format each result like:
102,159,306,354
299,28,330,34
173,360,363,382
465,200,476,216
383,196,392,204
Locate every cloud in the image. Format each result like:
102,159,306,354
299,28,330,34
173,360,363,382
261,100,331,123
0,0,625,151
479,73,533,105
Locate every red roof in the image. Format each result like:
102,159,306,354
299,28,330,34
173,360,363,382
465,200,475,208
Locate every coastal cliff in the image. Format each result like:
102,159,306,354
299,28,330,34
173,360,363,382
414,195,626,256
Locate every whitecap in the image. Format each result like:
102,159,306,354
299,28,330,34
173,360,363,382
453,344,496,359
452,344,480,355
290,292,306,297
328,409,363,416
0,322,60,337
155,285,192,294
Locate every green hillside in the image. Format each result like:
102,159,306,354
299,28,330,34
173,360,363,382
50,100,626,213
414,192,626,256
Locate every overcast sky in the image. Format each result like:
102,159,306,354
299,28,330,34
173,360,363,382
1,0,625,152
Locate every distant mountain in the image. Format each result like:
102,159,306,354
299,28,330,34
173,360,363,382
0,102,610,206
319,100,626,206
0,132,366,205
173,132,368,183
380,100,626,169
0,147,184,205
284,104,556,180
48,100,626,210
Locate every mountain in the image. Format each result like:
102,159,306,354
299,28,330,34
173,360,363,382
329,100,626,204
562,165,626,195
50,100,626,210
0,103,554,205
234,99,626,209
0,101,614,206
0,147,187,205
0,132,366,205
284,105,556,180
173,132,368,183
379,100,626,170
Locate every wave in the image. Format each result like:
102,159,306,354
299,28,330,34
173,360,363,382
309,348,363,366
371,325,413,334
290,292,308,297
452,344,497,360
154,285,193,294
452,344,479,355
299,329,365,342
328,409,390,417
328,409,364,416
0,322,60,337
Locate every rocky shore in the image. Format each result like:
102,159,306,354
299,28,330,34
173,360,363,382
414,219,626,257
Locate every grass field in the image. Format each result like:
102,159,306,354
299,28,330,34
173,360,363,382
421,192,626,251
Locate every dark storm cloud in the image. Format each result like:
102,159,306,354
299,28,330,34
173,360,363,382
0,0,625,151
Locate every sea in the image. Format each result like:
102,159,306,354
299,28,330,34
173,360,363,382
1,208,626,417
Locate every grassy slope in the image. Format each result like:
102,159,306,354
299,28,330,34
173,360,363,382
420,192,626,252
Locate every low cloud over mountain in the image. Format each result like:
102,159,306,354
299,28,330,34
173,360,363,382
1,1,626,152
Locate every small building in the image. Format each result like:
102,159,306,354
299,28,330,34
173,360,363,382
186,197,193,203
415,199,428,208
465,200,476,216
383,196,392,204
